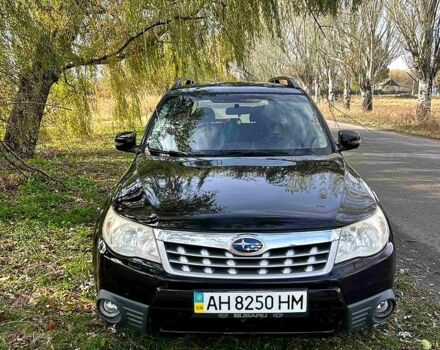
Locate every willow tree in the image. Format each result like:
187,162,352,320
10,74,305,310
0,0,346,158
388,0,440,120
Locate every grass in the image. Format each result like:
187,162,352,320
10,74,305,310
318,95,440,139
1,96,440,349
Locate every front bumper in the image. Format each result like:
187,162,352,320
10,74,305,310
97,288,395,334
94,242,395,334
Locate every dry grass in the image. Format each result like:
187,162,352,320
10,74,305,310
319,95,440,138
91,93,161,132
36,93,162,145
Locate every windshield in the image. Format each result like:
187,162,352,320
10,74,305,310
146,93,331,156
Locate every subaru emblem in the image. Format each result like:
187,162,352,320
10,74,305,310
230,237,265,256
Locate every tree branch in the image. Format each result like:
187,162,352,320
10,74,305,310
0,99,72,111
63,14,205,70
303,0,327,38
0,140,73,190
406,71,418,83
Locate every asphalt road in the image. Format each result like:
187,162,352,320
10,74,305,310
328,120,440,290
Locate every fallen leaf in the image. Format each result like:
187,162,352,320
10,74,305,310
398,331,412,339
421,339,432,350
45,319,57,331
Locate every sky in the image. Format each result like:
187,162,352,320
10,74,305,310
388,56,410,71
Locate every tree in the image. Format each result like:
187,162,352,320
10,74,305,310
232,32,286,81
387,0,440,120
0,0,347,158
337,0,399,111
282,17,323,95
324,16,354,109
237,14,329,102
233,15,324,95
319,24,340,104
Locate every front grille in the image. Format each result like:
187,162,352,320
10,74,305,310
156,230,338,279
164,241,331,276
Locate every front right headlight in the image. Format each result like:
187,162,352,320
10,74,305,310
102,206,161,263
335,207,390,264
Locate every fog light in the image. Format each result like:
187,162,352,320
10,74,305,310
373,299,394,319
99,299,120,318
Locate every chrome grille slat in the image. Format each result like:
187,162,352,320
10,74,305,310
165,249,331,259
155,229,339,279
168,259,328,268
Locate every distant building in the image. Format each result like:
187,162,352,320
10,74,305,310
378,79,407,94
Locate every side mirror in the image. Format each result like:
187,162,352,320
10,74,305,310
338,130,361,151
115,131,137,153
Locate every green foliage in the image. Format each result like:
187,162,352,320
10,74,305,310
43,72,95,141
0,0,348,137
0,176,97,227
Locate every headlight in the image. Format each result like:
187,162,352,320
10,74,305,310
102,207,160,263
335,207,389,264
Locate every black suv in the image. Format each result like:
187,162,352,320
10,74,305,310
93,77,396,334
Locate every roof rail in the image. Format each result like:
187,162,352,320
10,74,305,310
171,77,196,89
269,76,301,89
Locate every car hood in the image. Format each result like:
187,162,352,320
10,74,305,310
112,153,377,231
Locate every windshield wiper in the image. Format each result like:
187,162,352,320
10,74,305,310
147,147,293,157
213,150,291,157
147,147,193,157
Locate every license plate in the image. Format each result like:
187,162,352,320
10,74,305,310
193,291,307,314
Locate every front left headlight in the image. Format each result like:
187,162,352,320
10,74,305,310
102,206,161,263
335,207,390,264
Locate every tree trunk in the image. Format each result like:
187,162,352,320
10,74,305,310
416,76,432,120
306,83,313,96
314,78,321,103
343,75,351,109
327,70,335,103
361,80,373,111
3,68,58,157
302,82,311,95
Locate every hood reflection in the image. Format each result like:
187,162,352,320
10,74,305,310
112,154,377,231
